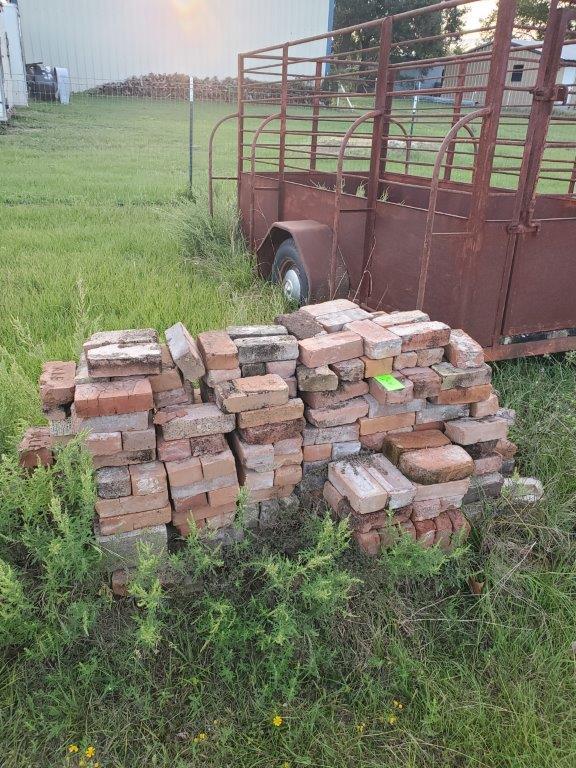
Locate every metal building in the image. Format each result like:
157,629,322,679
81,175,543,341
0,0,27,121
16,0,333,92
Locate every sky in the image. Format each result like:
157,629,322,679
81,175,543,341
464,0,497,44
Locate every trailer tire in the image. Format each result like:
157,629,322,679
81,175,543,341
271,238,310,305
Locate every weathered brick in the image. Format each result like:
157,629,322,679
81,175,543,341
416,347,444,367
361,356,393,378
359,412,416,435
364,454,416,509
316,308,372,333
463,472,504,503
153,387,191,410
237,398,304,429
197,330,238,370
393,351,418,370
171,492,208,515
305,397,368,428
165,322,206,381
171,472,238,502
158,404,235,441
96,466,132,499
303,443,332,462
301,380,368,409
332,440,361,460
363,393,423,419
474,453,503,476
200,449,237,480
354,530,382,556
239,417,305,445
122,428,156,453
494,437,517,460
73,407,150,435
86,343,161,379
274,435,303,452
40,361,76,410
301,299,358,318
433,511,454,548
95,523,167,572
235,334,298,364
445,329,484,369
165,457,203,487
148,366,182,394
247,484,296,502
296,364,338,392
18,427,53,469
239,467,274,490
156,436,190,462
400,366,442,398
84,329,158,351
298,331,363,368
372,310,430,327
360,432,387,451
96,490,170,518
230,432,274,472
227,324,287,338
413,477,470,502
266,360,297,378
275,311,325,339
329,357,365,382
399,519,417,540
129,461,167,496
411,498,442,521
215,374,289,413
447,508,471,540
413,518,436,547
431,383,493,405
92,449,155,469
369,374,414,405
302,424,359,445
273,448,303,469
391,321,450,352
415,403,469,425
445,416,509,446
204,367,242,388
328,461,389,514
432,362,492,390
85,431,123,457
275,464,302,487
382,429,450,465
208,484,239,507
399,445,474,484
343,320,402,359
75,379,153,417
98,505,172,535
470,393,499,418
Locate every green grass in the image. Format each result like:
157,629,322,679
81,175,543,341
0,98,575,768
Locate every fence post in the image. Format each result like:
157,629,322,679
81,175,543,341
188,76,194,191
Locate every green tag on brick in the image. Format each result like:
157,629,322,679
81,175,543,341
373,374,405,391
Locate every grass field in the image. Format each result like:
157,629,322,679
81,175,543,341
0,98,575,768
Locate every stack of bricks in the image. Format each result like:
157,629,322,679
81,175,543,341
296,299,514,554
21,298,520,565
219,325,304,528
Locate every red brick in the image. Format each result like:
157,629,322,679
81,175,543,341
413,478,470,502
298,331,363,367
248,484,295,502
359,412,416,436
200,449,237,480
382,429,450,465
75,379,153,417
18,427,53,469
416,347,444,367
157,436,191,462
172,492,208,514
391,321,450,352
474,453,503,476
275,464,302,487
166,457,203,487
86,343,161,379
215,374,289,413
330,358,365,382
165,322,205,381
328,461,388,514
207,484,239,507
431,384,493,406
411,498,442,521
237,398,304,428
413,518,436,547
470,393,499,418
434,511,453,548
494,437,517,459
85,431,122,457
399,519,417,540
353,530,381,556
274,449,303,469
40,361,76,410
369,374,414,405
300,299,358,318
130,462,167,496
399,367,441,399
96,490,170,518
197,330,238,370
393,351,418,370
360,432,387,451
399,445,474,484
122,428,156,452
343,320,402,359
444,416,508,446
447,508,471,540
372,310,429,327
305,397,368,428
362,356,393,378
266,360,297,377
238,418,306,445
445,329,484,369
303,443,332,462
98,505,171,535
148,367,182,394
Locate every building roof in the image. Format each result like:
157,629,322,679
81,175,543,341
469,38,576,65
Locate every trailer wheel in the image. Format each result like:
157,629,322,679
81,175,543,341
271,238,310,305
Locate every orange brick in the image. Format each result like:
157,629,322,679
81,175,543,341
303,443,332,462
200,449,237,480
75,378,153,417
359,412,416,436
208,484,239,507
165,457,203,488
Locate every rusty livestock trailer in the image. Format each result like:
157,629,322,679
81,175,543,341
209,0,576,360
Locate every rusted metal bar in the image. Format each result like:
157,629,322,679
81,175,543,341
236,54,245,212
309,61,324,172
208,111,239,216
417,108,491,309
444,61,468,182
248,112,282,249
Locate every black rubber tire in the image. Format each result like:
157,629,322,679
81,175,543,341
271,238,310,305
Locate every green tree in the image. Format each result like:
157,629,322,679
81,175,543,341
332,0,465,91
482,0,576,40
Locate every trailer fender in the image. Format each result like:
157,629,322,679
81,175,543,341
256,220,349,303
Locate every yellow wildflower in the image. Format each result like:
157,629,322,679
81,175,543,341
85,746,96,758
68,744,79,754
193,732,208,743
281,763,292,768
79,761,86,768
387,714,398,725
272,715,283,727
392,699,404,710
355,722,366,734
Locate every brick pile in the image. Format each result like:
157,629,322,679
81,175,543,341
21,299,520,569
